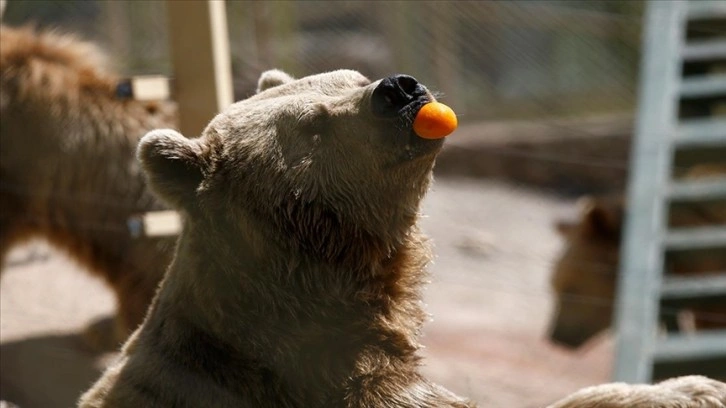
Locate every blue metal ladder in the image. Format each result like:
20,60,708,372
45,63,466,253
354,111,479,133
613,0,726,382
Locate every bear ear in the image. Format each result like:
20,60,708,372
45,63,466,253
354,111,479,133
580,197,623,239
137,129,206,209
555,219,578,237
256,69,294,93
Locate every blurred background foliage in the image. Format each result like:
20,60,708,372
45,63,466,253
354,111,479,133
3,0,644,121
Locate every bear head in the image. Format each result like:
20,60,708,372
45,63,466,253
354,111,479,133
137,69,446,264
548,195,623,348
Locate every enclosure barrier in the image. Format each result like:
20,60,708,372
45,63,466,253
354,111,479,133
613,0,726,383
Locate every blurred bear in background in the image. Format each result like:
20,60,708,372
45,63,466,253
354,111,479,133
0,25,177,349
548,165,726,348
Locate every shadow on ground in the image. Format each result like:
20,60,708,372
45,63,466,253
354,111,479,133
0,331,109,408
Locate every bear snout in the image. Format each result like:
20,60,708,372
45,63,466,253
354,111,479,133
548,317,597,349
371,74,429,118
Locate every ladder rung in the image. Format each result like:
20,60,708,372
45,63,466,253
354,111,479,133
674,118,726,147
687,1,726,20
680,75,726,99
654,330,726,362
682,39,726,61
664,226,726,251
661,274,726,299
667,178,726,201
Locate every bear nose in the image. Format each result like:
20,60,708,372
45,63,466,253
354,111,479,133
371,74,427,118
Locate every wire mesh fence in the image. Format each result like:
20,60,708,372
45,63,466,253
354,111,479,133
3,0,644,120
4,1,724,408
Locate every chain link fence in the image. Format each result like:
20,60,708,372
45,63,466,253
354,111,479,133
3,0,644,121
1,1,661,407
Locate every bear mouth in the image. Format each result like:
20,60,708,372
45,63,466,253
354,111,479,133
400,99,445,161
370,75,445,162
409,137,444,157
403,126,445,160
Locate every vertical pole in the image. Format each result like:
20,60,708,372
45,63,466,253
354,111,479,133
252,2,273,70
165,0,234,137
104,0,130,71
379,2,415,75
612,0,686,382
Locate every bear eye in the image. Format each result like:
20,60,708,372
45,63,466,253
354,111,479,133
354,77,371,87
291,103,330,137
298,103,330,123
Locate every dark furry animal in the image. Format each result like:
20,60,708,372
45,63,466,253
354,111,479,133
0,25,177,348
547,375,726,408
79,69,474,407
548,164,726,348
77,68,726,408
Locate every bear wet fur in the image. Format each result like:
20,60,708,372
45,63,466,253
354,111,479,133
79,69,475,407
0,25,177,348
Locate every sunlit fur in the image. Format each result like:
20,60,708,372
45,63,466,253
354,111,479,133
79,69,473,407
547,375,726,408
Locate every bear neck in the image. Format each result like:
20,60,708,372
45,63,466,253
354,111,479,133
266,166,436,267
147,211,431,401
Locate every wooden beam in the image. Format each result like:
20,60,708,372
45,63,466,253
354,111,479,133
165,0,234,137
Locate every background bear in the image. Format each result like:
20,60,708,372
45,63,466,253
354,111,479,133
547,375,726,408
0,25,177,348
79,69,475,407
548,164,726,348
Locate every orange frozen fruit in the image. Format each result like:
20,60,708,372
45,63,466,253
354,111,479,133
413,102,458,139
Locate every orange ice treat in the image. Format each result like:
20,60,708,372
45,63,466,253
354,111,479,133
413,102,458,139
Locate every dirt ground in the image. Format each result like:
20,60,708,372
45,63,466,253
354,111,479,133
0,177,612,408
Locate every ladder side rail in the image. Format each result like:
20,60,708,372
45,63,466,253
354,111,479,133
612,0,688,383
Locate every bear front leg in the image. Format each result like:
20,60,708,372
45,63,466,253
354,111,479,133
344,367,476,408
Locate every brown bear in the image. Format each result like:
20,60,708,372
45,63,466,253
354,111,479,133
548,165,726,348
547,195,624,347
78,69,475,407
546,375,726,408
0,25,177,348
